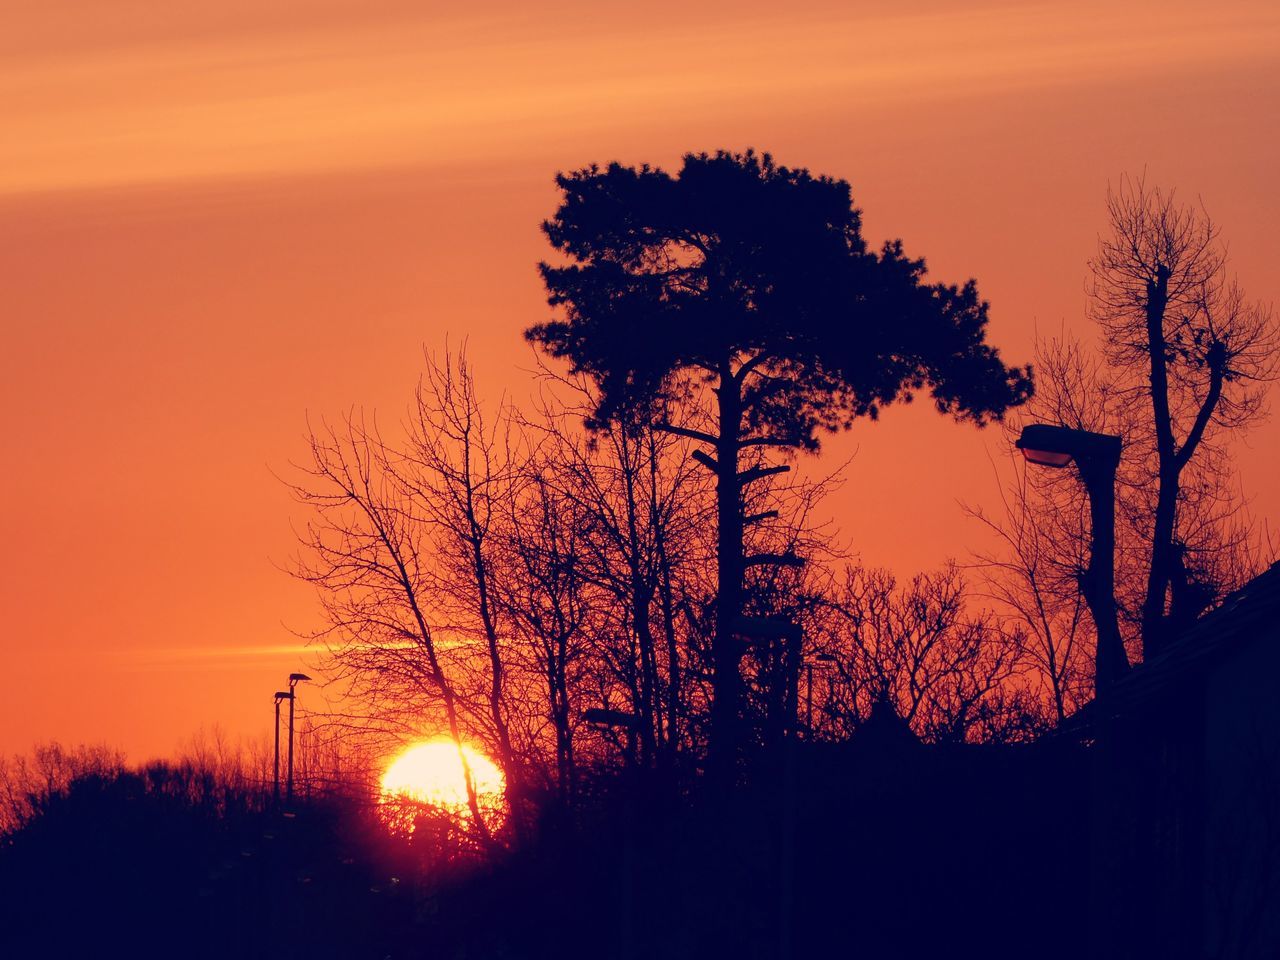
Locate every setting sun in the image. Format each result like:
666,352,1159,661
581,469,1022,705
380,739,506,814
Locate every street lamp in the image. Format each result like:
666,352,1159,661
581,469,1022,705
583,707,639,763
272,690,293,804
286,672,311,804
1015,424,1129,692
805,654,839,739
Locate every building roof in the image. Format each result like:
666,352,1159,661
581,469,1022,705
1062,561,1280,730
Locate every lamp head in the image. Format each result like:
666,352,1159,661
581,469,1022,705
289,672,312,684
1020,446,1074,468
582,707,638,729
1016,424,1120,469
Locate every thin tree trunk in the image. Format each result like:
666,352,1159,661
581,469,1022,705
656,524,681,764
620,446,659,764
710,357,744,781
459,435,517,792
1140,265,1177,658
389,540,492,845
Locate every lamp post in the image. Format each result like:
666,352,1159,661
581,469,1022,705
582,707,639,763
808,653,839,739
286,672,311,804
272,690,292,804
1015,424,1129,693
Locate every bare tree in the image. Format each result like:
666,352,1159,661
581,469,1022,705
529,152,1032,779
498,460,593,803
288,412,493,842
813,562,1031,743
525,369,715,771
971,180,1276,714
399,349,522,795
1090,174,1277,655
967,458,1093,723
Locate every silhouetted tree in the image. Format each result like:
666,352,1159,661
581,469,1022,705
522,369,715,772
967,459,1093,724
289,411,494,842
498,456,593,802
528,149,1032,773
1089,175,1277,656
973,190,1277,709
400,349,522,796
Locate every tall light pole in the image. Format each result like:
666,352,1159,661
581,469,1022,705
272,690,292,804
286,672,311,804
1016,424,1130,693
808,653,838,739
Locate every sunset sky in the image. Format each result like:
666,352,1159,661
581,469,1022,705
2,0,1278,760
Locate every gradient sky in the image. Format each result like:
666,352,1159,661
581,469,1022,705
2,0,1278,760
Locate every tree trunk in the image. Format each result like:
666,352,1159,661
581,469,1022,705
632,576,659,763
1143,462,1180,657
551,636,574,804
1140,264,1177,659
710,358,744,781
656,525,681,765
471,529,516,777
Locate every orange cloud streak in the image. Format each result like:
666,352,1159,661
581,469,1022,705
4,2,1277,194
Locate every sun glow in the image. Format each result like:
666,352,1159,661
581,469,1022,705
379,739,506,817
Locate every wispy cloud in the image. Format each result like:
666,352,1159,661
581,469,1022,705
4,1,1276,195
114,633,473,671
115,643,312,671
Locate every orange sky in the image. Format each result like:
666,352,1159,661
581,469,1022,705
2,0,1278,760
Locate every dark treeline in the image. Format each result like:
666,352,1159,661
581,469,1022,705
0,735,1092,959
0,742,435,959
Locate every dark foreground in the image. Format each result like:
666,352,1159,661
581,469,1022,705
0,738,1090,960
